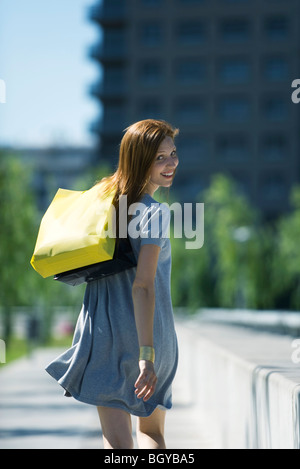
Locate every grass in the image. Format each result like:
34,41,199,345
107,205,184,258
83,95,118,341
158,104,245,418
1,337,28,365
46,335,73,348
0,335,73,366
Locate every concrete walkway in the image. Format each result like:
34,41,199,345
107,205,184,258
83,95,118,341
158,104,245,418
0,321,214,449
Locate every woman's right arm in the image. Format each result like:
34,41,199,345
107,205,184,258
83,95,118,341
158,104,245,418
132,243,161,402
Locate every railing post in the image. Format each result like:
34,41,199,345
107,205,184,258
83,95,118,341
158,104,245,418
0,339,6,364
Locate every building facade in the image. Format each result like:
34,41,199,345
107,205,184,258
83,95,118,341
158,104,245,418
15,147,97,211
89,0,300,218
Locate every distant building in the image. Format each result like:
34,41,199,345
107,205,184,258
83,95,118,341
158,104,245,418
88,0,300,218
12,147,97,211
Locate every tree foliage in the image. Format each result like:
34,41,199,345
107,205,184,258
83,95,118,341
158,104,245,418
0,153,85,343
170,174,298,312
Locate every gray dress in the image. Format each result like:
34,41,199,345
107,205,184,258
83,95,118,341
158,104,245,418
45,193,178,417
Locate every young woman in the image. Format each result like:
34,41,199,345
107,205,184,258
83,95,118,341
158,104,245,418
46,119,179,449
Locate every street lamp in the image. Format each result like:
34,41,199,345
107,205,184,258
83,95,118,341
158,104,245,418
232,226,252,309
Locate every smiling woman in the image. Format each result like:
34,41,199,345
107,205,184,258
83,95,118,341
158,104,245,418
146,136,179,194
46,119,180,449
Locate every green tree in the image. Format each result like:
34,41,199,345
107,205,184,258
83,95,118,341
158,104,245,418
202,174,259,308
169,174,287,312
276,186,300,309
246,223,279,309
171,236,214,311
169,188,214,312
0,153,85,346
0,154,38,343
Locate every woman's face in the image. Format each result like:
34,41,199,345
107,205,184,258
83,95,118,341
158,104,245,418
145,136,179,196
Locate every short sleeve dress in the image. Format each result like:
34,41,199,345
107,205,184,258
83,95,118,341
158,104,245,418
45,193,178,417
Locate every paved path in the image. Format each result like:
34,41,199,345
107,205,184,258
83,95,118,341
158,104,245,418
0,321,214,449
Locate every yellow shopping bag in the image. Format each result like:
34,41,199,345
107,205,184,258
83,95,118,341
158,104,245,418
30,183,116,278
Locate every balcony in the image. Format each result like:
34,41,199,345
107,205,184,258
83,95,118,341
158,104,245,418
89,2,126,26
90,117,126,138
89,42,126,63
90,81,127,101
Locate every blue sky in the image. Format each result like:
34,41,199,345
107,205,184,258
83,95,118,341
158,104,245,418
0,0,101,148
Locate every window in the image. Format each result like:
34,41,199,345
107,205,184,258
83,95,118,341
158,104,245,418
263,57,289,82
139,61,162,86
264,16,289,40
178,0,205,3
138,99,162,120
219,18,250,42
176,59,206,85
104,29,125,49
104,104,125,121
218,97,250,122
104,65,125,85
101,66,126,94
219,58,250,84
177,21,206,45
261,134,287,161
216,134,249,160
177,135,208,160
105,0,122,5
142,0,163,5
175,99,206,124
102,104,127,132
141,22,163,46
261,173,286,202
262,97,287,121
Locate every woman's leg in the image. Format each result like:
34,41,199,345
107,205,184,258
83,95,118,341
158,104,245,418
136,407,166,449
97,406,134,449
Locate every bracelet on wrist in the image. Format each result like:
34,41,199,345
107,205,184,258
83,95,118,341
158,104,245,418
139,346,155,363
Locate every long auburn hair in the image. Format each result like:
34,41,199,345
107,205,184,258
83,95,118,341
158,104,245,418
96,119,179,238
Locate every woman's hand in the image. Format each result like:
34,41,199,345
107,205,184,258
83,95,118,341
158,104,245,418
134,360,157,402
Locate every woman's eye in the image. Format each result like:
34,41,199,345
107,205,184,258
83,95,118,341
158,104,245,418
157,151,177,160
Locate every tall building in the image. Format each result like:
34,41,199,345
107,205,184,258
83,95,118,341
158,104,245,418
89,0,300,219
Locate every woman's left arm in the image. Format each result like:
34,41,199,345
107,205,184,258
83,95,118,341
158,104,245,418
132,243,161,401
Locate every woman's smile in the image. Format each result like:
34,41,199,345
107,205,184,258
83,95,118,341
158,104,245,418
161,171,175,179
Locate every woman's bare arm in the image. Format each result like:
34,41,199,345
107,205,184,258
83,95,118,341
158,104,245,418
132,243,161,401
